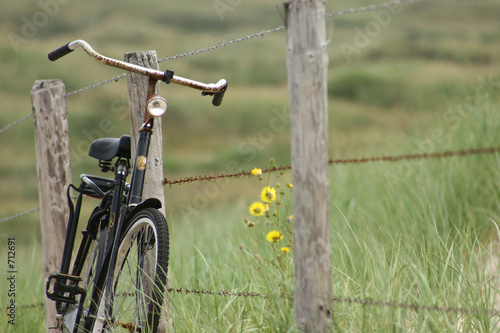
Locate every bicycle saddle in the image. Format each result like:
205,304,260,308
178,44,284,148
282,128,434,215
89,135,131,160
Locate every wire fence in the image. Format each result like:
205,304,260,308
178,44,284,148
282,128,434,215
163,146,500,186
18,286,499,317
166,287,498,317
3,0,500,323
4,145,499,223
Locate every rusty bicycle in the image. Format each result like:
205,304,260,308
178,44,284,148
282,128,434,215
45,40,227,333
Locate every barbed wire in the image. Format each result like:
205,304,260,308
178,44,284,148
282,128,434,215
168,287,267,298
167,287,497,317
328,146,500,164
1,147,497,224
62,0,426,97
21,286,496,317
163,146,500,186
7,147,499,318
0,114,33,135
164,164,291,186
0,207,39,224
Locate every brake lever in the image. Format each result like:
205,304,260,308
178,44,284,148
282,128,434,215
201,82,228,107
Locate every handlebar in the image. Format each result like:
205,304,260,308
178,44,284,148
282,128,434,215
48,40,228,106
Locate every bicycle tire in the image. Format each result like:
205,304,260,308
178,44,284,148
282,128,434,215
91,207,169,333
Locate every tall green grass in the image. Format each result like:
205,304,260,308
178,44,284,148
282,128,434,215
156,90,500,331
1,75,498,333
0,237,45,333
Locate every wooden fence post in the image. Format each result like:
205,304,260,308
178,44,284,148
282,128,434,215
32,79,71,333
125,51,173,332
285,0,333,332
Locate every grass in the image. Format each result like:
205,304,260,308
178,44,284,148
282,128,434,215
158,90,500,332
0,94,499,331
0,237,45,333
0,0,499,331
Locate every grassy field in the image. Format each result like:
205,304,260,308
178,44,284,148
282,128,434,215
0,0,499,331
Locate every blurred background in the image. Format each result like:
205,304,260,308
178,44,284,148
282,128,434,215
0,0,499,330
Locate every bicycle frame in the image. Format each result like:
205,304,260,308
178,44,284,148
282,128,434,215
51,100,168,331
53,84,171,331
46,39,227,332
102,106,158,323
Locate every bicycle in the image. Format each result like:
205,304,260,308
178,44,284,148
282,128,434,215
44,40,227,333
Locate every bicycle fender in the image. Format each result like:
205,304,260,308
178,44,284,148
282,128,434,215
126,198,162,219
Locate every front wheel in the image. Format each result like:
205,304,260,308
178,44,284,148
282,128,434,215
93,207,169,333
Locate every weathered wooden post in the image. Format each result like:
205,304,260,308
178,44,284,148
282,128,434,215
125,51,173,332
285,0,333,331
32,79,71,333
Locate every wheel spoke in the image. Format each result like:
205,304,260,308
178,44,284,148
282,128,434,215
88,208,168,333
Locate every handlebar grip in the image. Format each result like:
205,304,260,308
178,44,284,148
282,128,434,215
211,83,228,107
48,43,74,61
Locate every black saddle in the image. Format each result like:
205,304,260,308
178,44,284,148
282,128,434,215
88,135,131,161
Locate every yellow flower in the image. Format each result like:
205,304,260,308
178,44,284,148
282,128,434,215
260,186,277,203
266,230,283,243
287,183,293,189
251,167,263,176
249,202,265,217
280,247,290,253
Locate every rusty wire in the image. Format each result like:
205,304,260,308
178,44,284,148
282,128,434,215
0,147,497,223
327,146,500,164
164,146,500,186
168,288,268,298
17,287,499,317
167,287,497,317
163,165,291,186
